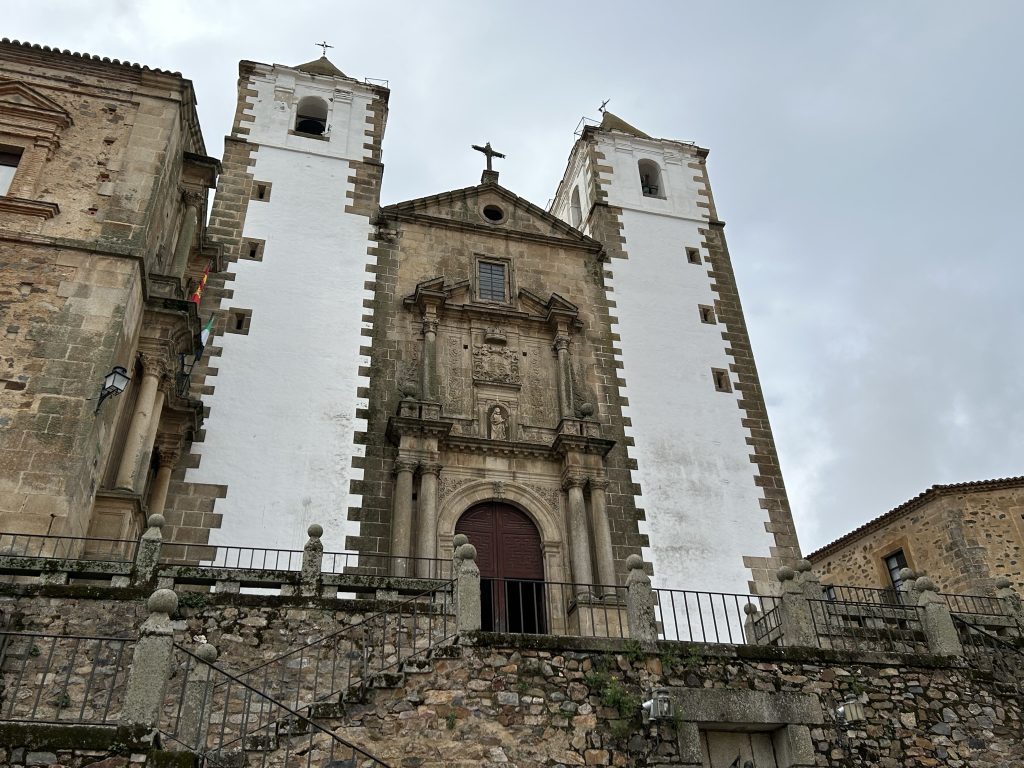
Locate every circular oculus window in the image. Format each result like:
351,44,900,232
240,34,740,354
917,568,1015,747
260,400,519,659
481,204,506,223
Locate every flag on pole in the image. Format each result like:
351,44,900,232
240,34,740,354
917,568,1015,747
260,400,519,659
189,263,210,304
200,315,215,349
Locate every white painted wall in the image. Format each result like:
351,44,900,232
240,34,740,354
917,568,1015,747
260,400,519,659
554,132,775,596
186,65,376,553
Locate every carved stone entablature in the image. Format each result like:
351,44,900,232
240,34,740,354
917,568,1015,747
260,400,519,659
552,419,615,458
524,482,561,514
438,473,475,503
473,343,520,385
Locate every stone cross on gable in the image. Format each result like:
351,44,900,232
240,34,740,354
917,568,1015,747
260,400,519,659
471,142,505,172
315,41,333,56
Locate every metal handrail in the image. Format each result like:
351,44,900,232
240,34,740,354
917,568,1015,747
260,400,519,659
163,642,393,766
654,588,781,646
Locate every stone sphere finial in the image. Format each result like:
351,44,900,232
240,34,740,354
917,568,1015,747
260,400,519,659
307,523,323,539
578,403,595,418
995,576,1012,590
452,533,469,549
795,559,812,573
897,567,916,582
776,566,796,582
914,576,937,593
625,554,645,572
400,380,419,399
146,513,165,529
147,588,178,616
743,602,760,616
196,643,218,663
456,543,477,562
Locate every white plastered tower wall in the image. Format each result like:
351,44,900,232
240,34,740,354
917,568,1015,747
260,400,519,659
186,59,385,552
551,117,801,595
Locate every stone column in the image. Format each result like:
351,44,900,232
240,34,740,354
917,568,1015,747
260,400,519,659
390,458,418,577
625,555,657,641
146,442,179,518
454,542,481,634
137,387,167,480
776,566,817,647
421,316,438,402
114,353,165,492
133,514,165,586
587,478,616,589
122,588,178,729
301,524,323,596
417,463,441,578
914,577,964,657
169,196,200,277
553,333,573,419
179,643,218,750
563,475,593,590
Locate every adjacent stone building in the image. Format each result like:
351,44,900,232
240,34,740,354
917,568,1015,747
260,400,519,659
809,476,1024,595
0,38,218,550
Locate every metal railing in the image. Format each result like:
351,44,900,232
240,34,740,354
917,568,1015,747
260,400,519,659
0,532,138,562
943,592,1006,618
0,630,134,725
823,585,906,605
225,581,456,713
158,542,452,580
485,579,629,638
654,589,782,645
161,643,392,767
954,615,1024,691
809,598,928,653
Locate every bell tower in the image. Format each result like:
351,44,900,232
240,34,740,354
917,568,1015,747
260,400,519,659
551,112,801,595
182,53,389,549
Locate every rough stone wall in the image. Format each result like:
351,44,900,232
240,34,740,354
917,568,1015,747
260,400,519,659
811,484,1024,595
0,42,205,539
3,587,1023,767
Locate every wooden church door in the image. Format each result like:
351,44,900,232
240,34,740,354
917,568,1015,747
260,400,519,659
455,503,545,633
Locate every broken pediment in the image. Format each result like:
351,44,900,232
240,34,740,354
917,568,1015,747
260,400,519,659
0,79,72,129
404,278,580,326
382,183,602,250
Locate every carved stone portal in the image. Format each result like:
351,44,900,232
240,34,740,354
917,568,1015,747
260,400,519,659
473,343,520,385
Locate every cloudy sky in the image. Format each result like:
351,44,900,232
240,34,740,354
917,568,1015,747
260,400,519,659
10,1,1023,552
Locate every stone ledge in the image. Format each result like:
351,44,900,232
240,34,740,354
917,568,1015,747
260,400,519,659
0,722,149,752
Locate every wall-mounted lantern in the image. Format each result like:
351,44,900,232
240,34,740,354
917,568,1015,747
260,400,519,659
94,365,131,414
642,688,674,722
837,698,865,724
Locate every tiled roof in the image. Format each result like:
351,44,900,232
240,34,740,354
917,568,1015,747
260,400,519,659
1,38,183,77
807,476,1024,561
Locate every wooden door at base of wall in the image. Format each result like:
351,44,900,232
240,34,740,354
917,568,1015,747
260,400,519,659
455,503,545,634
701,731,778,768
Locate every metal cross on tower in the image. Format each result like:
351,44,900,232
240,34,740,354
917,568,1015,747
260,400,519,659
315,41,334,56
599,99,610,113
471,142,505,172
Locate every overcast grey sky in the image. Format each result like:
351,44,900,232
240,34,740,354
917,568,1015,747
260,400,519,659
10,1,1023,553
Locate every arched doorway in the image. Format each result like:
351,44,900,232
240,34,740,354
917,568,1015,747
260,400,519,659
456,503,546,633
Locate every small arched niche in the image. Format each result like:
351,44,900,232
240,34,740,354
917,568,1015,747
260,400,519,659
638,158,664,198
570,186,582,228
295,96,328,136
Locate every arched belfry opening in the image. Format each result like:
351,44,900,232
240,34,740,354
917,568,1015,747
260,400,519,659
295,96,328,135
456,503,546,633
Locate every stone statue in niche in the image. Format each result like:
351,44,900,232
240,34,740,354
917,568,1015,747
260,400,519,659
488,405,509,440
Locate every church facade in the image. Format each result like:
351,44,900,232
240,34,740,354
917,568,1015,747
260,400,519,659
183,53,799,598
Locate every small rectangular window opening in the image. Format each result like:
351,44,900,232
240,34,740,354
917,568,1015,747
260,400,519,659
885,550,908,590
0,149,22,196
242,239,265,262
698,305,716,324
478,262,507,302
686,247,702,264
712,368,732,393
226,309,252,335
252,181,272,202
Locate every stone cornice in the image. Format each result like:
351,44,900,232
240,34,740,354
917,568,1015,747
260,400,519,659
0,196,59,219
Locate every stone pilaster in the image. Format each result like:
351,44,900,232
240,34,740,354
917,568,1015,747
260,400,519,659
114,352,165,492
588,478,616,588
563,473,593,589
390,458,417,576
417,462,441,577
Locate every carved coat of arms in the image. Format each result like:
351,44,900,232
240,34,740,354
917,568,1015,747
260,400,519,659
472,344,521,385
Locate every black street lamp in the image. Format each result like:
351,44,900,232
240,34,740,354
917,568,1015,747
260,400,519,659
94,365,131,414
